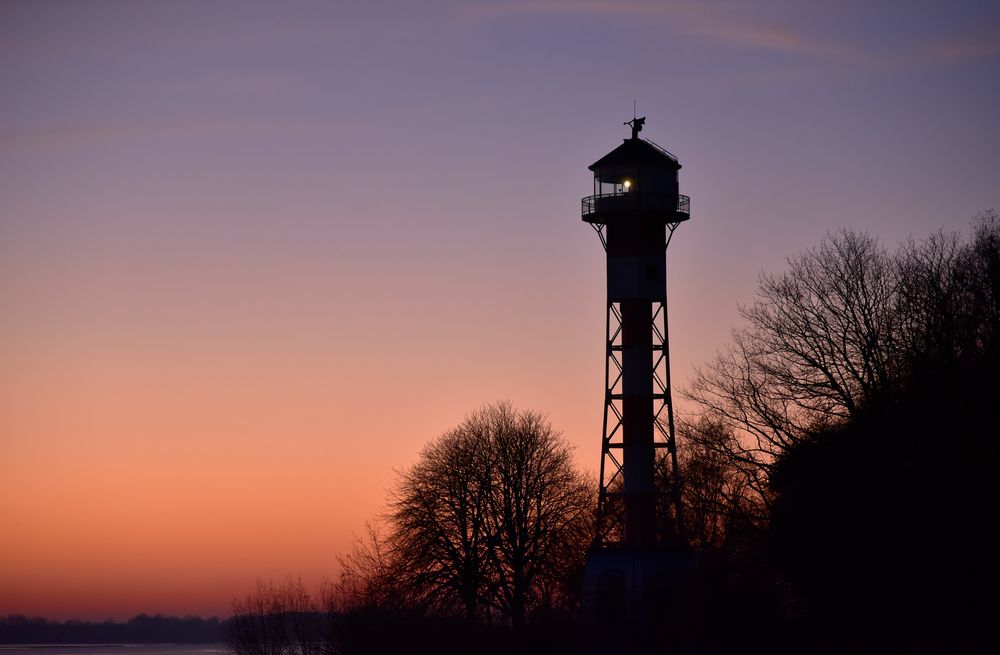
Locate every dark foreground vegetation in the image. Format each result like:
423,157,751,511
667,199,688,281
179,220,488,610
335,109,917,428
0,614,224,643
229,213,999,654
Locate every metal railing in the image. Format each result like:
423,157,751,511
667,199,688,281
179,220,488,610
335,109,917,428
582,192,690,218
642,138,680,162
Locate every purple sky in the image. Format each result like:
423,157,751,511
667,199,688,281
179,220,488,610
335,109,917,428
1,0,998,619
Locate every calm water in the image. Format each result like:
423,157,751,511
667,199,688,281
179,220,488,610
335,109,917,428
0,646,229,655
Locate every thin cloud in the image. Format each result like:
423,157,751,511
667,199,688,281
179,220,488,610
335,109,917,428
453,0,999,70
455,0,871,61
0,118,301,153
678,17,862,61
456,0,679,20
926,31,1000,61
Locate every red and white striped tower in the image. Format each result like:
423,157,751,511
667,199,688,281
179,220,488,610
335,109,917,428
581,117,691,622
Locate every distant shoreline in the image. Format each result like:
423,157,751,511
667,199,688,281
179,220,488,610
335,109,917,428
0,646,227,650
0,616,226,647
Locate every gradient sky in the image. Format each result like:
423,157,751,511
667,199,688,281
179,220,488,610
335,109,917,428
2,0,998,621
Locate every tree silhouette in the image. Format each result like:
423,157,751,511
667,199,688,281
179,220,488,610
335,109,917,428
227,578,322,655
687,214,1000,503
387,402,591,627
481,406,591,628
675,417,763,552
388,416,494,621
678,213,999,647
685,230,898,492
760,212,1000,648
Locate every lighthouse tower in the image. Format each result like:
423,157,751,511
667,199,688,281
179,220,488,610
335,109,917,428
581,117,691,622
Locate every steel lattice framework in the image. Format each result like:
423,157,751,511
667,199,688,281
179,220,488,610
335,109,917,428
590,221,685,545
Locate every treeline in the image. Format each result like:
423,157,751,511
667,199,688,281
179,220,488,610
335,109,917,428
228,211,999,654
679,210,1000,651
0,614,225,643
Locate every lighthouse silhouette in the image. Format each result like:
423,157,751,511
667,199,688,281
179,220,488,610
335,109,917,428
581,116,693,623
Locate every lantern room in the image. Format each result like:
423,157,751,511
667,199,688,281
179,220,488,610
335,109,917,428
581,126,690,225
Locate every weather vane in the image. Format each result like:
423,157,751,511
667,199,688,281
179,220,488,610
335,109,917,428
625,100,645,139
625,115,646,140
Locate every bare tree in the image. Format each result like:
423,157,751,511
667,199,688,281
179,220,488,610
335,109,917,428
387,418,494,621
675,417,765,551
965,210,1000,347
227,578,319,655
386,402,592,627
685,230,899,498
480,403,592,628
684,215,1000,513
895,210,1000,364
331,522,412,615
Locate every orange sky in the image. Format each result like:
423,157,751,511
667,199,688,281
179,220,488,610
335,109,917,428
2,0,998,620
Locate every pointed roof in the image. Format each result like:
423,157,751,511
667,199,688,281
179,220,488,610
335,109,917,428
588,138,681,171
